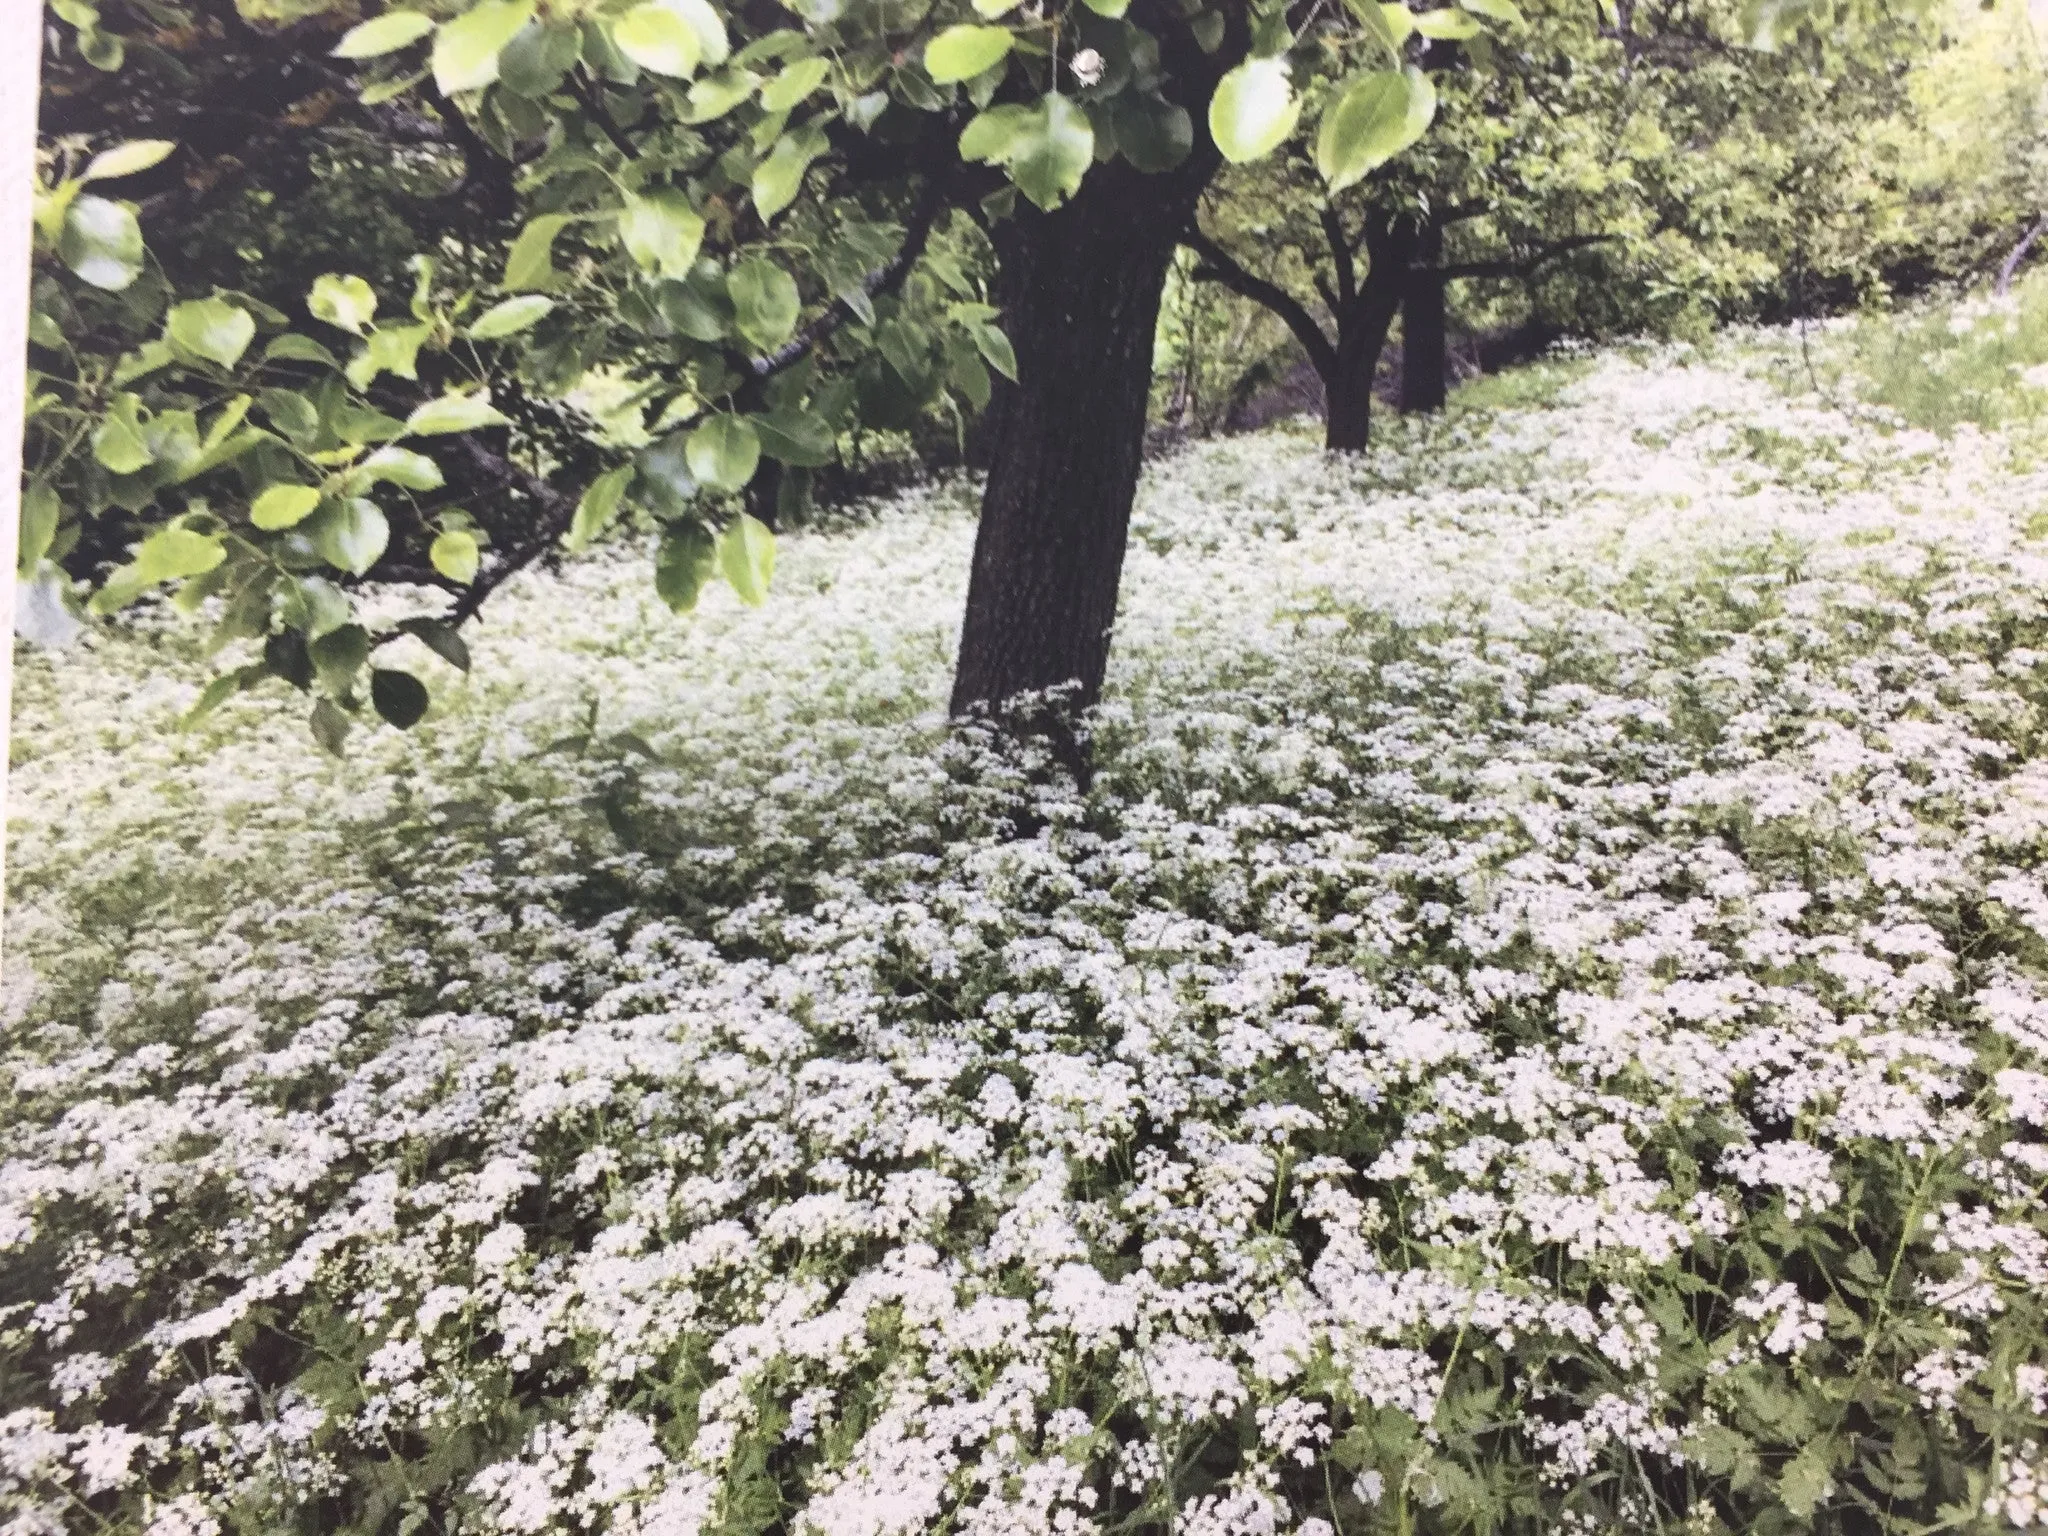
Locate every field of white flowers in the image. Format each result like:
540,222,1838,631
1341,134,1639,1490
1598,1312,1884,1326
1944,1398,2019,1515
6,295,2048,1536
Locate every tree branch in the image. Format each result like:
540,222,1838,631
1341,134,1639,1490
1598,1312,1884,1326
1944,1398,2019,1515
1182,225,1339,381
1319,205,1357,309
1436,233,1618,282
1998,214,2048,296
749,176,949,380
440,437,583,627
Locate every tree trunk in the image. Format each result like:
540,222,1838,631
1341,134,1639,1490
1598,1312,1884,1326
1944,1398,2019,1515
1401,220,1447,414
1323,341,1379,453
1321,235,1408,453
949,162,1210,731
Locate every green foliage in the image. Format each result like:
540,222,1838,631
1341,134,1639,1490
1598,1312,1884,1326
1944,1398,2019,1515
22,0,1933,757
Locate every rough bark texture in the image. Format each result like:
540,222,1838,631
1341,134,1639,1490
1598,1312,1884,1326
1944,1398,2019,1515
1401,220,1448,414
949,161,1213,727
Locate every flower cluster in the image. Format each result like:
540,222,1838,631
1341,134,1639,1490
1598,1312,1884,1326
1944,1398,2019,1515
5,306,2048,1536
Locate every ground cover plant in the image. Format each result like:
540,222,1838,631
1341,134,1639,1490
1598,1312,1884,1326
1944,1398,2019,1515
7,290,2048,1535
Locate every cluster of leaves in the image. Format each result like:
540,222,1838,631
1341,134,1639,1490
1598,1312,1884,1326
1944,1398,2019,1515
25,126,522,744
24,0,1544,748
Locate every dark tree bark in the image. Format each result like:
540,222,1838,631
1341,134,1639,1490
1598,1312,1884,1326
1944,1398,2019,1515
1320,214,1412,451
949,159,1215,734
1401,219,1448,415
1186,208,1413,454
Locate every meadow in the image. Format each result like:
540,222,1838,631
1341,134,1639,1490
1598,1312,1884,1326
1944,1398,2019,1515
7,291,2048,1535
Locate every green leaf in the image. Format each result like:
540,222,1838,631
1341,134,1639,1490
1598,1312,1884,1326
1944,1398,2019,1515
467,294,555,339
612,2,701,76
499,21,582,94
504,213,575,291
1110,94,1193,172
405,393,511,435
112,340,172,385
430,529,480,583
1007,93,1093,211
959,103,1036,163
359,446,445,490
310,697,352,755
1341,0,1403,57
92,394,154,474
718,512,775,605
1314,67,1435,191
18,485,60,573
1455,0,1522,20
432,0,536,93
136,526,228,583
925,25,1014,84
308,273,378,334
310,622,371,693
685,414,761,492
1411,7,1482,35
399,616,471,671
266,333,341,367
345,322,431,389
334,10,436,57
1080,0,1129,14
371,669,431,728
566,465,634,551
251,484,324,530
59,195,143,290
166,297,256,369
654,520,717,612
182,666,263,726
752,131,826,223
618,191,707,280
972,0,1023,13
972,321,1018,381
754,407,836,467
668,0,730,63
728,258,801,351
314,497,391,576
759,55,828,111
1380,3,1416,44
82,140,175,181
1779,1441,1836,1518
685,67,762,122
1209,56,1300,163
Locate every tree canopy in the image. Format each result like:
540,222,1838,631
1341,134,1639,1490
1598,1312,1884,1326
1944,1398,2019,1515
26,0,1940,749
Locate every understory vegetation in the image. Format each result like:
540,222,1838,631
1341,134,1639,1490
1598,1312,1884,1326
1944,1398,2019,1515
7,288,2048,1536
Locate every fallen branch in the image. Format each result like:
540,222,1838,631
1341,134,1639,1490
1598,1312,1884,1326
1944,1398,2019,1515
1997,214,2048,296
